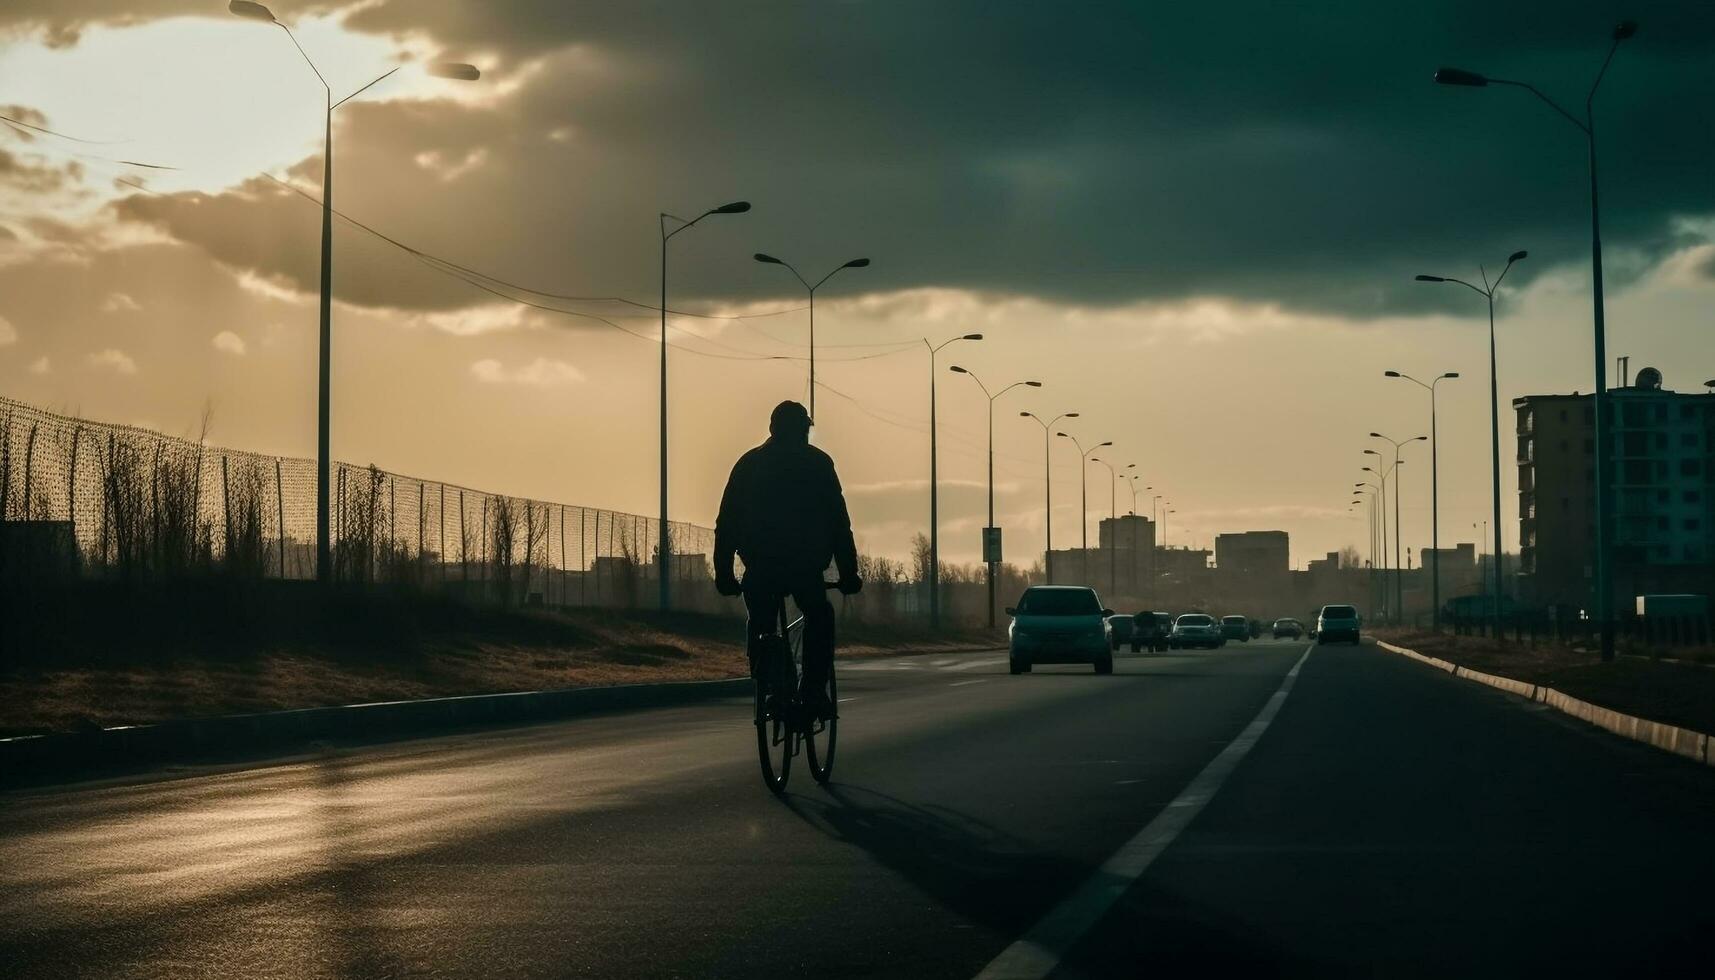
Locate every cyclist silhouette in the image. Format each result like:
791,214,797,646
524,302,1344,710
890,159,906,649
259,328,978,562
715,401,861,719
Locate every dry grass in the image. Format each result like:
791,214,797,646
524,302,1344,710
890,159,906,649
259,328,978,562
0,604,998,736
1372,627,1715,736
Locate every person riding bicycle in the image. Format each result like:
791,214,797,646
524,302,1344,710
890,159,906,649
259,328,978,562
714,401,861,719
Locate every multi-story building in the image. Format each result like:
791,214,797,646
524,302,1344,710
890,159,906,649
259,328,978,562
1515,367,1715,611
1214,530,1289,574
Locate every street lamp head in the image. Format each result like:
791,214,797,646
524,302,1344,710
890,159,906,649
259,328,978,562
1368,431,1384,438
1024,380,1043,388
1413,435,1428,442
753,253,783,265
962,333,984,341
1507,249,1528,264
427,62,481,81
1097,440,1113,448
1613,20,1638,41
1384,370,1402,377
1414,274,1446,282
1126,463,1136,469
1064,412,1080,418
1019,411,1032,418
713,201,752,214
1056,432,1072,439
1434,67,1489,87
1443,371,1461,379
948,365,968,375
229,1,276,21
843,257,871,268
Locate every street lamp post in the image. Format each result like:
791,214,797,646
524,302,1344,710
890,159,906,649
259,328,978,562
924,334,983,627
950,366,1042,627
1415,252,1524,639
1357,483,1381,615
230,1,479,585
1386,370,1460,629
659,200,751,610
1370,433,1426,623
1360,462,1393,619
1090,457,1119,599
1435,19,1637,661
752,253,869,420
1057,433,1112,587
1021,411,1078,584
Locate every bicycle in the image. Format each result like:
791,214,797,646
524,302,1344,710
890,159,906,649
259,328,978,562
748,581,840,794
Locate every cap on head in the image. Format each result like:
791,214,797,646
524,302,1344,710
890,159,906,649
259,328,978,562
769,400,811,438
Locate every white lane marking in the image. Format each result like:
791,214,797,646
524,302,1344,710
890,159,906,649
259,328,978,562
972,644,1314,980
946,657,1006,671
837,697,860,704
949,678,989,688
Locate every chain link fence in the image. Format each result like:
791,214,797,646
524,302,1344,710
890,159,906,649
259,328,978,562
0,395,719,611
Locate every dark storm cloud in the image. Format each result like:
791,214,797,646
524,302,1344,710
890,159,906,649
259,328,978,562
41,0,1715,318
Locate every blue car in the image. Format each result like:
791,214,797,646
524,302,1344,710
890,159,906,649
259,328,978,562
1007,586,1115,675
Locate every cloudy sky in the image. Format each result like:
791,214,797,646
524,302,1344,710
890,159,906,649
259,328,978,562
1,0,1711,570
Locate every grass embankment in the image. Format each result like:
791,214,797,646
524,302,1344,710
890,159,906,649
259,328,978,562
1370,627,1715,736
0,584,998,736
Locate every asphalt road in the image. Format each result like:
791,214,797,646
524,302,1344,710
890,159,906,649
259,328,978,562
3,637,1713,978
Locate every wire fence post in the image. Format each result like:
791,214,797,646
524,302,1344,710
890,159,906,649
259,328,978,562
22,422,37,519
66,425,81,541
458,489,467,583
100,431,114,569
274,459,286,579
439,484,447,586
219,454,231,559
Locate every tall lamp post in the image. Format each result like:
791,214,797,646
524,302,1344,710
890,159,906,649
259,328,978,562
1370,433,1426,623
1057,433,1112,587
230,1,480,585
1434,19,1637,661
1357,483,1381,615
1361,461,1393,619
1415,250,1525,639
1021,410,1079,584
1385,370,1460,630
752,253,869,420
950,366,1042,627
924,334,983,627
1089,457,1120,599
658,200,750,610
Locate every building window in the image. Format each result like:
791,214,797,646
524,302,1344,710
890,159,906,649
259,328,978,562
1658,489,1671,503
1683,433,1701,448
1684,459,1704,477
1688,491,1703,504
1689,518,1703,532
1654,432,1668,450
1657,516,1670,531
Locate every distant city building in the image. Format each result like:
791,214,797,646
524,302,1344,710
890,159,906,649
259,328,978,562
1214,530,1289,574
1515,367,1714,610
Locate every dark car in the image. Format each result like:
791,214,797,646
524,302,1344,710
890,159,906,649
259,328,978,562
1131,611,1171,652
1316,604,1362,645
1107,613,1135,651
1007,586,1116,674
1272,617,1304,639
1219,615,1250,643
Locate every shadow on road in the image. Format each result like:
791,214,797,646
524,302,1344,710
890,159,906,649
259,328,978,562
781,782,1083,936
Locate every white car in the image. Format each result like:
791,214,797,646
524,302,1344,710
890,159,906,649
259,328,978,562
1169,613,1223,650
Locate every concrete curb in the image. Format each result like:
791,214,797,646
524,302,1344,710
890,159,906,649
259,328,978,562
1376,640,1712,767
0,676,752,790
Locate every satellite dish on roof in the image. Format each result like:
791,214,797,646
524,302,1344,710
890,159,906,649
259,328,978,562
1635,367,1663,390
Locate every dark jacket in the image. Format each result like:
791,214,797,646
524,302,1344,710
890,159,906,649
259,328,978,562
715,437,858,581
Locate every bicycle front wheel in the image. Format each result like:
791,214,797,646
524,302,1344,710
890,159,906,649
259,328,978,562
804,667,837,784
